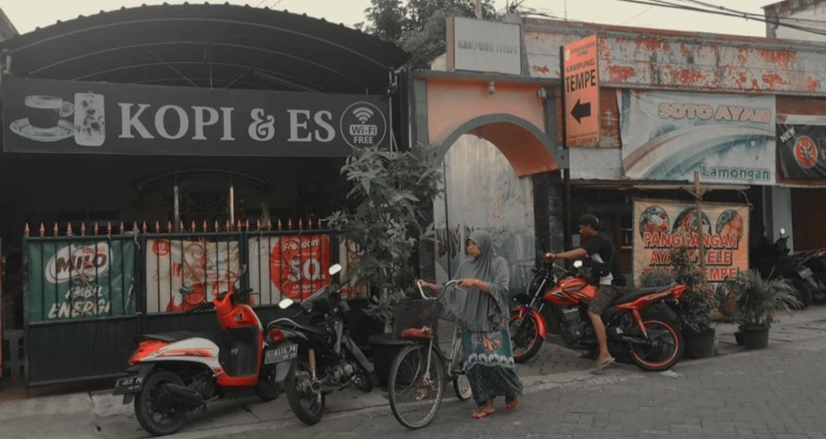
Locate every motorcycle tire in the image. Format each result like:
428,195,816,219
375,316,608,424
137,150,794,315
509,308,544,363
134,370,188,437
789,277,812,310
629,320,684,372
254,365,282,402
285,353,326,425
811,273,826,304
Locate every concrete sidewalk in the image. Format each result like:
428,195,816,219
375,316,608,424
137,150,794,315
3,306,826,439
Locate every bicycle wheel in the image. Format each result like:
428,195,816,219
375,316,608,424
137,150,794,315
388,344,445,430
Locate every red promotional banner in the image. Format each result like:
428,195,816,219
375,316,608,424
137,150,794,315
249,235,332,302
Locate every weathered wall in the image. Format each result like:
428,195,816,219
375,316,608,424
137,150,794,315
525,19,826,96
433,134,536,295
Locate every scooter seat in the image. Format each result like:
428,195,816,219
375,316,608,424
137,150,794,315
137,331,214,343
270,318,327,336
612,283,674,305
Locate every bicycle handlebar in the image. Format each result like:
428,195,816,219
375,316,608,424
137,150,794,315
416,280,458,300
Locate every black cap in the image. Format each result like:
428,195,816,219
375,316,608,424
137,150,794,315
578,214,604,231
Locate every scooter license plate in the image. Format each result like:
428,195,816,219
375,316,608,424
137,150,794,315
265,343,298,364
113,375,144,395
800,268,814,278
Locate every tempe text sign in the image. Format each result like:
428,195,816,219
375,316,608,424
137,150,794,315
563,35,600,147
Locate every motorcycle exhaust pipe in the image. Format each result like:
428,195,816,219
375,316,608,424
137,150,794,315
310,380,323,394
160,383,205,407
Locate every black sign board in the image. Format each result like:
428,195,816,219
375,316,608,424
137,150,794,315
1,77,389,156
778,121,826,179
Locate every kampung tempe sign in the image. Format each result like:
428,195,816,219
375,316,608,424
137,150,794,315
2,77,389,156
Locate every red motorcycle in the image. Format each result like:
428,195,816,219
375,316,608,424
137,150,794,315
509,259,686,371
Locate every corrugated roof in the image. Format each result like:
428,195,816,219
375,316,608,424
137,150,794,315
0,3,409,94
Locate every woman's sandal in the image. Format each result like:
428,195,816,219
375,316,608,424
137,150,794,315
505,399,518,411
472,409,495,419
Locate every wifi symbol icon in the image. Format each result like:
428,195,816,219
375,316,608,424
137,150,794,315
352,107,374,123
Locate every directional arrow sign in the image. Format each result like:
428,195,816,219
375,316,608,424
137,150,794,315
571,99,591,124
563,36,600,147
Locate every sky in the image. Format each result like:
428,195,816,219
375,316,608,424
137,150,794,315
2,0,773,38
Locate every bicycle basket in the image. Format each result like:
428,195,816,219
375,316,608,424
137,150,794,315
392,299,442,339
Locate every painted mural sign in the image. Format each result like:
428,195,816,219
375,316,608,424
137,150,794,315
145,239,241,313
619,90,776,185
633,199,749,286
248,235,332,303
27,240,137,321
777,114,826,179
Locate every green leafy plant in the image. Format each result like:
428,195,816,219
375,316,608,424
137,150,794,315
639,271,675,288
326,143,443,332
671,246,715,332
730,269,801,327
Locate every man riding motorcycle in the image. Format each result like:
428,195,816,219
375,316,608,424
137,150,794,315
546,214,626,373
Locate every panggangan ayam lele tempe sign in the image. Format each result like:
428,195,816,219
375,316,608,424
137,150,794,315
633,199,749,285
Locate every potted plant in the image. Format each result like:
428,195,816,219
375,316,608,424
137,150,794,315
670,246,717,358
730,269,801,349
326,143,443,384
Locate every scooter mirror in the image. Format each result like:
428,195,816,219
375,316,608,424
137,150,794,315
329,264,342,276
278,298,295,309
179,286,193,296
573,260,583,268
780,228,786,236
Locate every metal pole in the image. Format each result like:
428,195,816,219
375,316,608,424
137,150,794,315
443,159,452,277
229,183,235,230
173,183,180,233
694,171,706,286
560,45,572,251
475,0,482,18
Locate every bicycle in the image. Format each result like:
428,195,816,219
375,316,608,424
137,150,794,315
387,280,473,430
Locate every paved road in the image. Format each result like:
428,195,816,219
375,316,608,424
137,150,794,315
218,335,826,439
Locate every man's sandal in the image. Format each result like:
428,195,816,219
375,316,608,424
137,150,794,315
589,357,615,373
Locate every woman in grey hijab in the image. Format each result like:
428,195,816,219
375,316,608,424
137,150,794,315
419,230,523,419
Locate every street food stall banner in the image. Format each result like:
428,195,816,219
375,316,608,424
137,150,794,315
145,239,241,313
27,240,137,322
2,77,389,156
777,114,826,179
634,199,749,286
619,90,776,185
248,234,332,303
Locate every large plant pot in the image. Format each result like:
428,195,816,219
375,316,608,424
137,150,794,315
740,325,769,350
343,298,385,354
683,326,716,359
367,333,408,386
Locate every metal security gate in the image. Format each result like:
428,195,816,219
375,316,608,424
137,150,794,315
23,222,340,387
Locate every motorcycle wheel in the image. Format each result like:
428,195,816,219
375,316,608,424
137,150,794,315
509,308,544,363
812,273,826,304
629,320,684,372
134,370,188,437
789,277,812,309
285,353,326,425
254,365,281,402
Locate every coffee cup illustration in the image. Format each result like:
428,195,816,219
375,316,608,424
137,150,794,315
10,95,76,142
26,95,73,129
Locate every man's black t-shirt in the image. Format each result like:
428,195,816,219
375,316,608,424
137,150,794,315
582,232,627,287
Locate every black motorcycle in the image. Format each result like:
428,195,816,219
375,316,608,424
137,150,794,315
265,264,374,425
752,229,817,309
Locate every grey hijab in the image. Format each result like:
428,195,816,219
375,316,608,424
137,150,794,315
438,230,510,332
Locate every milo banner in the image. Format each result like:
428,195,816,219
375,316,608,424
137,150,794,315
248,235,332,303
619,90,776,185
777,115,826,179
27,240,137,322
634,199,749,285
145,239,241,313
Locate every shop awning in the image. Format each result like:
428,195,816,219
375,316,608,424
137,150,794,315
0,3,409,94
